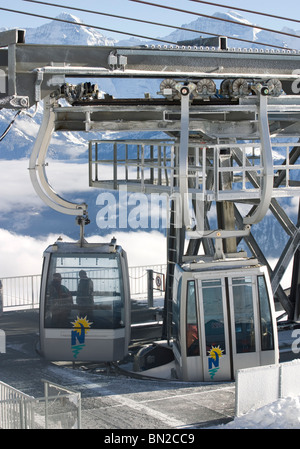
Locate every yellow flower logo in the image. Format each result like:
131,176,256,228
71,316,92,334
208,345,224,360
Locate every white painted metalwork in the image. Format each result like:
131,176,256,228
0,380,81,429
28,96,88,217
172,259,279,381
89,139,300,207
0,274,41,310
0,381,34,429
0,26,299,351
244,93,273,225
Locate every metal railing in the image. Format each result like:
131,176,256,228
0,264,166,311
89,138,300,200
34,380,81,429
0,380,81,429
129,264,166,301
0,381,34,429
89,139,176,193
0,275,41,311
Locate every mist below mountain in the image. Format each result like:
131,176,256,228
0,12,298,264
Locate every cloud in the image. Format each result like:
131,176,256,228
0,159,44,212
0,229,63,277
0,226,295,286
0,159,91,213
88,230,166,267
45,159,90,193
268,257,294,290
0,229,166,277
282,196,299,217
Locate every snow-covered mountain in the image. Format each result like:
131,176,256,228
25,12,116,46
0,12,298,259
163,10,300,50
3,10,298,50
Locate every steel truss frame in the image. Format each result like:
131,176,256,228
0,29,299,322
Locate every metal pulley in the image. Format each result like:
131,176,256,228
267,78,282,97
231,78,250,97
62,82,100,104
220,78,233,97
196,78,216,98
158,79,180,100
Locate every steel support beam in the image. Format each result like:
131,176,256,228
28,97,87,216
244,94,273,225
290,202,300,321
1,32,300,108
234,205,294,317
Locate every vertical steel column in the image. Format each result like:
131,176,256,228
147,269,154,308
216,147,237,254
163,85,193,340
178,86,192,234
244,94,274,225
285,202,300,320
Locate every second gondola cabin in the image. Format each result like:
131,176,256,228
39,238,131,362
172,254,279,382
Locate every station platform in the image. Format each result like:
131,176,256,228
0,309,236,429
0,309,298,430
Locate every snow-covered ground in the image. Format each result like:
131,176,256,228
219,396,300,429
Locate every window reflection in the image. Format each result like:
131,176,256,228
186,281,200,357
172,277,182,353
45,254,124,329
202,279,226,355
232,277,255,353
257,275,274,351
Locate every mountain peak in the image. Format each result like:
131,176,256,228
214,10,252,25
56,12,83,24
24,13,116,46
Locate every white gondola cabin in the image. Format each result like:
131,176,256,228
39,239,131,362
172,255,279,381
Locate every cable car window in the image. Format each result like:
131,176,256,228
232,277,255,353
186,281,200,357
257,275,274,351
202,279,226,355
172,277,182,353
45,254,125,329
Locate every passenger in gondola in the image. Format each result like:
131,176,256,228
48,272,73,327
76,270,94,318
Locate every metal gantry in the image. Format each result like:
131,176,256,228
0,29,299,330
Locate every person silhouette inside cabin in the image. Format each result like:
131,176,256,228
49,272,73,326
76,270,94,317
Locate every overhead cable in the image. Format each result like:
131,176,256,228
0,6,178,45
20,0,294,50
129,0,300,41
0,110,21,142
22,0,258,40
188,0,300,25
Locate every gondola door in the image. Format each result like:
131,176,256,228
227,274,261,375
197,277,232,381
196,270,267,382
178,265,277,381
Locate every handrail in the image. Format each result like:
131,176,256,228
0,264,167,311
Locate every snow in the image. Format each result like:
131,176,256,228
217,10,253,26
25,13,116,47
219,396,300,429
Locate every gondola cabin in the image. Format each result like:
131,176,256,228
172,255,279,382
39,239,131,362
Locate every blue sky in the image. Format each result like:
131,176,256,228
0,0,299,41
